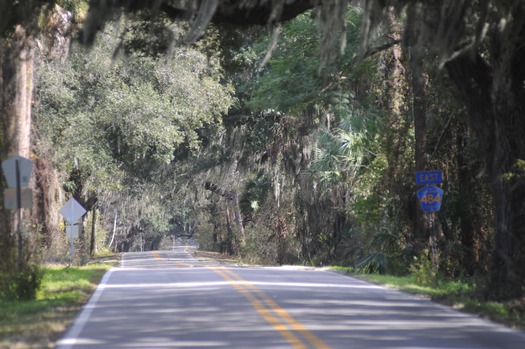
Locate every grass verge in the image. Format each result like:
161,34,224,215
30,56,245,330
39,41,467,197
0,260,114,349
331,266,525,331
192,250,240,264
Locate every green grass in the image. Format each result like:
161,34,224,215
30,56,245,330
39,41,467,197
0,263,112,348
331,267,525,331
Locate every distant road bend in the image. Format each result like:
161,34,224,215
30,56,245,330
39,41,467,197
56,248,525,348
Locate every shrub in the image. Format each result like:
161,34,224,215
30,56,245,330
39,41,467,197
410,250,438,286
0,265,43,301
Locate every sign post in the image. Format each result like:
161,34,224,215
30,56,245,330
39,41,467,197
2,155,33,271
59,198,86,263
416,170,444,278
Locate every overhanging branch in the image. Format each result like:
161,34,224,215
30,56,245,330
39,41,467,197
362,38,402,59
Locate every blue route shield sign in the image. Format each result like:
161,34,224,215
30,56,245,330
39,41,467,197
417,185,444,212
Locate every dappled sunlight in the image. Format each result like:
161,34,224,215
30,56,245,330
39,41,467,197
56,251,525,349
58,265,299,347
220,267,525,348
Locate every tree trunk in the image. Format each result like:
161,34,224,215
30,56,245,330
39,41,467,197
108,211,117,251
33,158,63,260
229,159,245,243
2,26,34,158
1,25,35,271
90,206,97,256
409,46,429,252
446,52,525,299
486,113,525,300
231,189,245,242
379,8,416,250
225,206,234,255
455,121,478,276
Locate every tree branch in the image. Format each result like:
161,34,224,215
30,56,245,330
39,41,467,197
362,39,402,59
204,181,233,200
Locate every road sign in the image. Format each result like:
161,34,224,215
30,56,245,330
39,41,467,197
60,198,87,224
4,188,33,209
66,225,81,239
2,155,33,188
2,155,34,270
417,185,443,212
416,171,443,185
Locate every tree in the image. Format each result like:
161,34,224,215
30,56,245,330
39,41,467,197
359,0,525,300
3,0,524,300
34,23,234,255
0,0,61,299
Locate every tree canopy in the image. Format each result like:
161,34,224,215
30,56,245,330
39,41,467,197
1,0,525,303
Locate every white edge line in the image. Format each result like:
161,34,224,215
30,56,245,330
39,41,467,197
121,252,127,267
54,268,115,349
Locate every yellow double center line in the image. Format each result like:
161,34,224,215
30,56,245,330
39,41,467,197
210,267,330,349
152,252,188,267
152,251,162,260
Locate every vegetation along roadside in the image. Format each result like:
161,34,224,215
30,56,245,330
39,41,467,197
331,266,525,332
1,252,524,348
0,257,115,349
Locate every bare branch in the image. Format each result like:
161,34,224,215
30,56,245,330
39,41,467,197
362,38,401,59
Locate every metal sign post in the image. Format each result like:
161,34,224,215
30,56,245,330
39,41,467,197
16,160,23,270
70,203,74,262
416,171,444,279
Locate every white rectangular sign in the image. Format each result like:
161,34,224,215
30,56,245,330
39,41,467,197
66,225,81,239
3,188,33,209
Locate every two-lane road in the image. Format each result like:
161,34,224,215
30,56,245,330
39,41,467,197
56,249,525,348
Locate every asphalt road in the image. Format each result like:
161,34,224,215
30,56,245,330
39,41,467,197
55,249,525,349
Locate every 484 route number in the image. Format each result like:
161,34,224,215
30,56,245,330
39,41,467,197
417,185,444,212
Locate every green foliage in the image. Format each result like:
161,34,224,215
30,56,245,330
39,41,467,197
248,14,322,114
249,9,372,116
0,265,43,302
37,266,105,299
34,22,234,252
237,7,383,266
121,15,177,57
503,159,525,183
0,265,110,348
29,2,495,283
239,171,271,222
409,251,438,287
352,227,407,273
241,222,300,265
36,28,231,182
192,7,383,265
355,251,390,273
